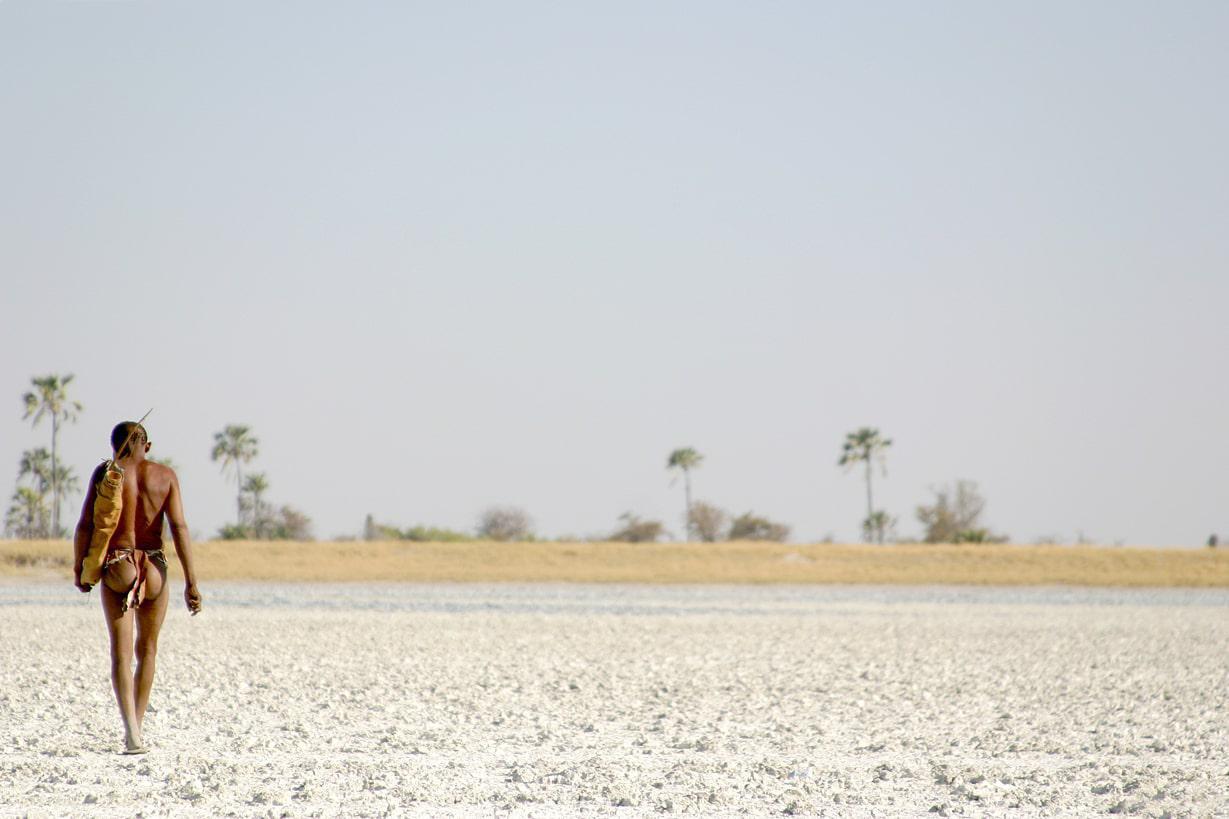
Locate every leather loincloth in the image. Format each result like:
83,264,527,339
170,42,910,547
103,548,168,613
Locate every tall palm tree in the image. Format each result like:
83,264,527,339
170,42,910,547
22,374,83,537
211,425,259,527
242,472,270,537
838,427,892,543
53,463,80,502
667,447,704,541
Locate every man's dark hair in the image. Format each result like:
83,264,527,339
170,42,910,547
111,422,148,457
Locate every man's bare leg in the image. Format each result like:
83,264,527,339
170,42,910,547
133,566,168,727
101,580,143,753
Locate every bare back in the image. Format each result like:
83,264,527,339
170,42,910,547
94,460,177,552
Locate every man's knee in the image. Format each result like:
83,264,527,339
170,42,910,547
136,637,159,663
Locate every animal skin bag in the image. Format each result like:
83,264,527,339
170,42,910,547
80,461,124,586
80,413,150,586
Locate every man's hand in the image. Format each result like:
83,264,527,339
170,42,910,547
184,583,202,615
74,570,92,593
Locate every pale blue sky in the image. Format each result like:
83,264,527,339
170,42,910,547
2,1,1226,545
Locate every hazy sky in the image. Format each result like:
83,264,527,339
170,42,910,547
2,1,1226,545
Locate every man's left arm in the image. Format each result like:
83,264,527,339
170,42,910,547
72,466,101,592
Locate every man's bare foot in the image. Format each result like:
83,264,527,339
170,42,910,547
123,733,146,754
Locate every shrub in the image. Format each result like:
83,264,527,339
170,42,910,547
216,505,313,541
362,514,472,542
269,505,314,540
688,501,729,543
728,512,790,542
476,506,534,541
400,525,471,542
609,512,665,543
954,528,1007,544
917,481,1005,543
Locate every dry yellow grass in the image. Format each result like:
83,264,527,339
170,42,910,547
2,539,1227,586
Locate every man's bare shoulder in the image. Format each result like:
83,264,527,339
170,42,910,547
140,461,178,486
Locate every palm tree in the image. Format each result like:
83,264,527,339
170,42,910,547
242,472,270,537
17,448,53,492
51,463,80,503
15,450,77,538
667,447,704,541
14,449,54,538
211,425,259,527
22,374,83,537
5,487,49,539
838,427,892,543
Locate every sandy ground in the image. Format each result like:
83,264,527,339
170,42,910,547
1,583,1226,818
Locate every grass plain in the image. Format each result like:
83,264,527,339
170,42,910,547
1,538,1226,586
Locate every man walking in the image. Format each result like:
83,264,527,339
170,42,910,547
74,421,202,754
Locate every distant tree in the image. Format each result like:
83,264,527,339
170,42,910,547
12,448,78,539
728,512,790,542
211,425,259,527
216,523,247,540
609,512,665,543
5,487,49,539
17,448,52,492
55,462,79,496
217,503,313,541
916,480,1005,543
667,447,704,540
269,505,313,540
235,473,312,541
863,510,895,544
688,501,728,543
22,374,83,537
372,521,402,540
374,521,406,540
476,506,533,541
838,427,892,543
242,472,270,537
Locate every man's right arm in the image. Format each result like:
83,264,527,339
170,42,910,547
165,471,202,614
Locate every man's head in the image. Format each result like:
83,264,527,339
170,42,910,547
111,421,149,459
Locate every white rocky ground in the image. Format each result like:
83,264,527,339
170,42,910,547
0,583,1226,817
